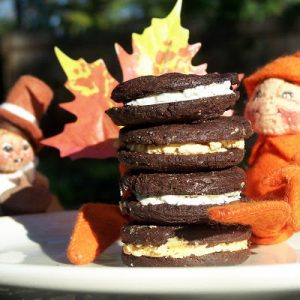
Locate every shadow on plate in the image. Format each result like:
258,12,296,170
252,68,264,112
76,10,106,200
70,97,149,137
10,211,77,265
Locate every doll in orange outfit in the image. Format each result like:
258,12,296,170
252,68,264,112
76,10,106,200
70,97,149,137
245,53,300,199
209,52,300,244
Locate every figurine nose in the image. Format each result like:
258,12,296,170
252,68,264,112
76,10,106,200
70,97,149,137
14,158,23,163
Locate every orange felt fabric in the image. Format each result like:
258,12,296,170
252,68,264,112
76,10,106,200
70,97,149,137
251,225,294,245
208,201,292,245
263,165,300,231
67,203,128,265
246,134,300,199
244,52,300,97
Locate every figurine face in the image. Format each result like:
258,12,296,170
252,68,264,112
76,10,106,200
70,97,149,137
0,129,34,173
245,78,300,135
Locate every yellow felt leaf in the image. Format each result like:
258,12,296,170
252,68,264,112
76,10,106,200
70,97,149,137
115,0,207,81
55,47,102,97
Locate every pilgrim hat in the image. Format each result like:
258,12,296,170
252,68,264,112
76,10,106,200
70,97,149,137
0,75,53,145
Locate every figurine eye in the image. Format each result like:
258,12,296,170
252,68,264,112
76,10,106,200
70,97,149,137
254,90,262,100
23,142,30,151
281,91,293,99
3,143,13,152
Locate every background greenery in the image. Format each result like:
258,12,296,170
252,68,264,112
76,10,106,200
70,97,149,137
2,0,300,34
1,0,300,208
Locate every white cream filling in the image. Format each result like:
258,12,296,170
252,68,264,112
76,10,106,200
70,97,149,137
123,238,248,258
136,191,241,206
126,80,234,106
128,140,244,155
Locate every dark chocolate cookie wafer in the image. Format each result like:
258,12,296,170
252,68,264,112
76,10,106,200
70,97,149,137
119,149,245,172
120,167,245,196
112,73,239,102
119,167,245,224
118,116,252,172
120,198,235,224
107,93,239,126
119,116,252,145
118,149,245,172
121,223,251,267
107,72,240,126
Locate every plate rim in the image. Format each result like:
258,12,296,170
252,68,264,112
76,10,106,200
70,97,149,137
1,262,300,294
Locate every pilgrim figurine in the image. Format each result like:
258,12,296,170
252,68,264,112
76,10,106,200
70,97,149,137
0,75,60,215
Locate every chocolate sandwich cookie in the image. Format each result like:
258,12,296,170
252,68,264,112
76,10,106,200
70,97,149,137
120,167,246,224
118,116,253,172
107,73,240,126
121,223,251,267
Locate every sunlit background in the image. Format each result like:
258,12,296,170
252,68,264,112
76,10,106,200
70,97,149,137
1,0,300,208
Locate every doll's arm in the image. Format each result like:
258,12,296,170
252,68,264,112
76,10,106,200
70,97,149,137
1,175,52,215
208,200,292,244
0,175,31,202
262,165,300,231
34,171,49,189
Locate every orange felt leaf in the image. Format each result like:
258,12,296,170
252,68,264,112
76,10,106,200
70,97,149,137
67,203,128,265
42,48,120,159
115,0,207,81
208,201,291,243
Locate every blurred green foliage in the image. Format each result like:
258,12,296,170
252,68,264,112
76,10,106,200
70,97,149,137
38,148,121,208
1,0,300,36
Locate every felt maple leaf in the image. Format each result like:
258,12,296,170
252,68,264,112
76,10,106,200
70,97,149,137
44,0,208,160
42,47,120,159
115,0,207,81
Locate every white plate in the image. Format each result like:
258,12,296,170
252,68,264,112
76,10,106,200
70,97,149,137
1,211,300,295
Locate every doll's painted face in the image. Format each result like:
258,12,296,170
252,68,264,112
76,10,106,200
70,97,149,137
0,129,34,173
245,78,300,135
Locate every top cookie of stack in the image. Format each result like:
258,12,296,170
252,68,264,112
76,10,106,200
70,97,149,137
107,72,240,126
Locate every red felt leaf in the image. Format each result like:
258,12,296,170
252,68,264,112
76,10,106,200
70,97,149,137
42,48,120,159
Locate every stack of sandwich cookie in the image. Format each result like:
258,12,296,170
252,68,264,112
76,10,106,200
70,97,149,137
107,72,253,267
